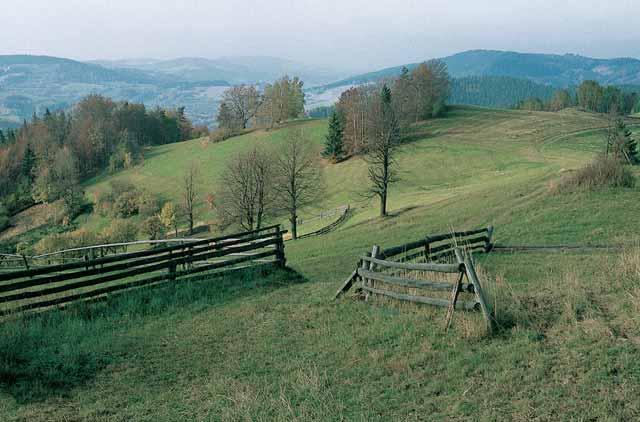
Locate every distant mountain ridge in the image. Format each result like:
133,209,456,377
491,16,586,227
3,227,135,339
315,50,640,91
90,56,347,86
0,54,347,128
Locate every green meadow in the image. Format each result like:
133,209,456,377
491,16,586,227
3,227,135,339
3,107,640,420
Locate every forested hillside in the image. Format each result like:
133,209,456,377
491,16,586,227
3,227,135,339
450,76,556,108
0,95,200,225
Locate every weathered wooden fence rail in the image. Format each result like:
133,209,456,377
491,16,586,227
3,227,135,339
0,225,286,316
297,205,350,240
380,226,494,262
335,227,495,332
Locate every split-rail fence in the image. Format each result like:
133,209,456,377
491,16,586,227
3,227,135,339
335,226,495,331
0,225,286,316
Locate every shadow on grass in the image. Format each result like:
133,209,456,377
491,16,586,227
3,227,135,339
0,264,308,404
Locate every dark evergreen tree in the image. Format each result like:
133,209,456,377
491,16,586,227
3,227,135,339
323,110,345,162
0,130,5,145
608,118,638,164
21,144,36,182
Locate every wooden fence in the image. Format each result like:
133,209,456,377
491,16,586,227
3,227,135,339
0,225,286,316
335,227,495,331
297,205,350,240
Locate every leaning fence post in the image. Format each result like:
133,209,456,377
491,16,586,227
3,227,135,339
21,254,30,271
444,249,466,331
463,252,494,333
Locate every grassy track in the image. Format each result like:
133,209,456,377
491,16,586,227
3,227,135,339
3,106,640,420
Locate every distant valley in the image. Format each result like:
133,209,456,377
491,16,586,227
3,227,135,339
2,50,640,128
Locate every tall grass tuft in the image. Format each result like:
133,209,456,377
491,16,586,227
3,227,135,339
552,156,635,193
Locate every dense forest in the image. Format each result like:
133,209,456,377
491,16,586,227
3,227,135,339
0,95,201,221
450,76,556,109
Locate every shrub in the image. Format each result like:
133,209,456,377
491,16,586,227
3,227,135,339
33,229,99,257
95,190,116,217
553,157,636,193
140,215,165,240
101,219,138,245
160,202,179,237
138,191,161,217
209,127,249,143
109,180,136,197
113,190,140,218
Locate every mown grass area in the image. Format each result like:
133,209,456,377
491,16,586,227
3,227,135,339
3,107,640,420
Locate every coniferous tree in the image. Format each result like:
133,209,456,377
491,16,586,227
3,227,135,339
608,118,638,164
21,144,36,182
323,110,345,162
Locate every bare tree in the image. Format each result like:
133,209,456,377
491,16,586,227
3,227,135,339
216,146,275,231
218,85,262,129
365,85,400,217
274,128,323,240
182,162,200,235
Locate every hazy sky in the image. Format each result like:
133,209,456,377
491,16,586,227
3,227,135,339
2,0,640,71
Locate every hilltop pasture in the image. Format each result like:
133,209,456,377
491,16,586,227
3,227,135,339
2,107,640,420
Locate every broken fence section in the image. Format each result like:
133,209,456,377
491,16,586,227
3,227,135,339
334,226,495,332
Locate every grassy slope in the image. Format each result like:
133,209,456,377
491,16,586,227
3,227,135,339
3,107,640,420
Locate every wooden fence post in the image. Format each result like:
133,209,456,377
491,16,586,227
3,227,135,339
485,226,494,253
361,251,372,299
21,255,29,271
369,245,380,291
424,237,432,262
275,226,286,267
463,252,494,333
444,249,465,331
168,249,176,281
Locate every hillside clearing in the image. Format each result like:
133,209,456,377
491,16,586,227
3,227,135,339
2,107,640,420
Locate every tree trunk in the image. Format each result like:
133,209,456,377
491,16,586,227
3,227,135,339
380,191,387,217
188,212,194,235
290,214,298,240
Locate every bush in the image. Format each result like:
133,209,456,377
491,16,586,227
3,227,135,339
140,215,165,240
138,191,161,217
209,127,249,143
553,157,636,193
101,219,138,244
109,180,136,197
33,229,99,257
95,182,160,219
113,190,140,218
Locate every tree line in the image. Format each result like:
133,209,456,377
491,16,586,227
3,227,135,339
323,60,450,160
0,95,200,219
517,81,640,114
215,76,305,134
322,60,450,217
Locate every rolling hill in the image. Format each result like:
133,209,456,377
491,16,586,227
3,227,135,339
3,107,640,419
0,55,230,128
306,50,640,110
0,55,346,128
316,49,640,90
92,56,347,86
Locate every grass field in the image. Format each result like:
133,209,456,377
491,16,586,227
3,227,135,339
3,107,640,420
